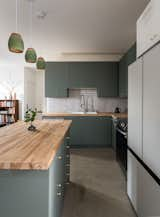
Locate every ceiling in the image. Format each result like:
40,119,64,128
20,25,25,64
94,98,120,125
0,0,150,62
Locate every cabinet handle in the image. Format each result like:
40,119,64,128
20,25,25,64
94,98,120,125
57,192,62,196
57,184,62,188
66,137,70,140
58,156,62,160
66,146,70,149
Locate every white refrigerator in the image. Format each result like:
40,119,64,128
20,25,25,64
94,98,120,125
128,43,160,217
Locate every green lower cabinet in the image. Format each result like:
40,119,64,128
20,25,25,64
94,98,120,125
65,116,112,148
0,141,68,217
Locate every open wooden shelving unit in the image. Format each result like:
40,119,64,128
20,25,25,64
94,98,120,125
0,100,19,127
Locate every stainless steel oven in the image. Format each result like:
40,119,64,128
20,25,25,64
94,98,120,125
115,119,128,176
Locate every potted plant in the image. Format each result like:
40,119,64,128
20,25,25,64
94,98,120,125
24,108,37,131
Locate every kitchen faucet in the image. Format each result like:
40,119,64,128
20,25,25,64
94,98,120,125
80,95,86,112
80,95,95,113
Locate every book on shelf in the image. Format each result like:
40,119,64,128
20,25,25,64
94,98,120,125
0,101,14,107
0,100,18,125
0,114,15,124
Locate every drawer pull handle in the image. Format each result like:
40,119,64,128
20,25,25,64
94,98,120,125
66,146,70,149
57,192,62,196
58,156,62,160
57,184,62,187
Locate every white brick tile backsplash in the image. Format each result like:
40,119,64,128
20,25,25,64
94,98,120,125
46,89,127,113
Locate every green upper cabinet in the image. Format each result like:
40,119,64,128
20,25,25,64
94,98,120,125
119,43,136,97
45,62,69,98
45,61,119,98
68,62,97,88
96,62,118,97
119,54,128,97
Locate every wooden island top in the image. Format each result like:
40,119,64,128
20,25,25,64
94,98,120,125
0,120,72,170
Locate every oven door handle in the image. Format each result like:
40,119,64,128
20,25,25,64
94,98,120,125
116,128,127,138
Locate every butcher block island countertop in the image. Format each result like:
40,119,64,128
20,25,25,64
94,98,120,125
0,120,72,170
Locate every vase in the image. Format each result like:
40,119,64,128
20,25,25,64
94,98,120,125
28,123,36,131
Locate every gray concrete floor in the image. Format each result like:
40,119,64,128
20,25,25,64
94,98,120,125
62,148,136,217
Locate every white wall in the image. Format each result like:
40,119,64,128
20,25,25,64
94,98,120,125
24,67,45,113
0,63,24,120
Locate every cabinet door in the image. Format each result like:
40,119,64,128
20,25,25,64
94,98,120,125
127,151,142,215
97,62,118,97
66,116,112,147
68,62,97,88
128,58,143,158
137,0,160,57
139,162,160,217
119,44,136,97
53,145,64,217
143,43,160,178
119,55,128,97
45,62,68,98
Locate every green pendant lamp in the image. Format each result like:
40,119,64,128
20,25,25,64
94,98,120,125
25,0,37,63
8,0,24,53
37,57,46,70
8,33,24,53
25,48,37,63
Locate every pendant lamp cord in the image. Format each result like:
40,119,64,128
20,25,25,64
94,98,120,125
30,1,33,47
16,0,18,32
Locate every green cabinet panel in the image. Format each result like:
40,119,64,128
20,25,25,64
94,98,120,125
68,62,97,88
0,140,69,217
119,43,136,97
119,55,128,97
65,116,112,148
45,62,68,98
45,62,119,98
96,62,118,97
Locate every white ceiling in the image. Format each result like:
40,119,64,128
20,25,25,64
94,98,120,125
0,0,150,62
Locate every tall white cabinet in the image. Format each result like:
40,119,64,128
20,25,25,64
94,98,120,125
143,43,160,178
128,59,143,158
127,150,160,217
137,0,160,57
127,151,142,215
128,42,160,217
139,162,160,217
